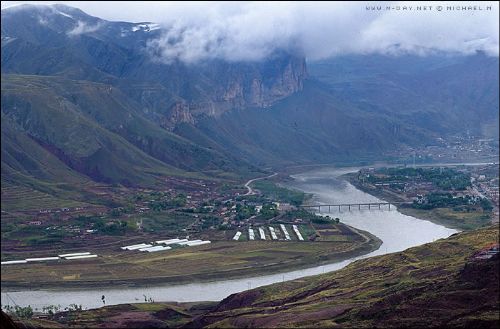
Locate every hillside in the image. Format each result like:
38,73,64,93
308,53,500,138
1,75,253,180
1,4,499,208
185,80,433,166
1,73,257,211
1,4,307,120
193,226,499,328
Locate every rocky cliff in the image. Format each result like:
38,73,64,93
164,55,308,125
1,4,308,128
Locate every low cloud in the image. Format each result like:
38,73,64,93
67,20,102,36
3,1,499,62
143,1,500,63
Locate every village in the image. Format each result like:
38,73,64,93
1,172,345,259
1,174,375,290
385,134,499,165
354,163,499,226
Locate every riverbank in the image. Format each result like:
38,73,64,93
11,225,498,328
343,172,493,231
1,224,381,291
2,167,457,312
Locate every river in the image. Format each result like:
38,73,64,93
1,167,458,311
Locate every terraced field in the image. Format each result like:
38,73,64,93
1,182,88,212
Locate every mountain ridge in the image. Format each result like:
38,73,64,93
1,4,498,205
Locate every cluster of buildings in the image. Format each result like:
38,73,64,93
474,176,499,207
360,164,499,212
121,238,211,253
385,135,499,164
233,223,304,241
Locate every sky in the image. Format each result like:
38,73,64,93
2,1,499,63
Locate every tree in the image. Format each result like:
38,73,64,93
42,304,61,316
260,203,279,219
67,304,82,312
480,198,493,211
14,305,33,319
110,208,122,217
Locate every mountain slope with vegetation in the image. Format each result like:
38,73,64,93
193,226,499,328
1,4,498,209
308,53,499,138
185,80,433,166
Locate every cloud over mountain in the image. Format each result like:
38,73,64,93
2,1,499,62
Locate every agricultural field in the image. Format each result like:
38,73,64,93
1,223,380,289
1,183,89,212
1,168,381,290
13,226,498,329
398,206,493,231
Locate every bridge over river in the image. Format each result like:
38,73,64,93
299,202,407,212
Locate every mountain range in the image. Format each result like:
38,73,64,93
1,4,498,207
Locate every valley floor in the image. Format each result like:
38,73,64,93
1,223,380,290
9,225,499,328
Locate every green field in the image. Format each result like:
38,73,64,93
398,206,493,231
244,179,310,205
0,180,93,213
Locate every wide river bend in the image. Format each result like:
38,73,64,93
1,167,457,310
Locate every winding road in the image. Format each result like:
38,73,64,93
244,172,277,196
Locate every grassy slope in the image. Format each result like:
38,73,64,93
11,302,217,329
398,207,492,231
2,75,183,186
1,74,258,184
1,74,255,212
1,114,98,211
308,54,499,137
195,225,499,328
